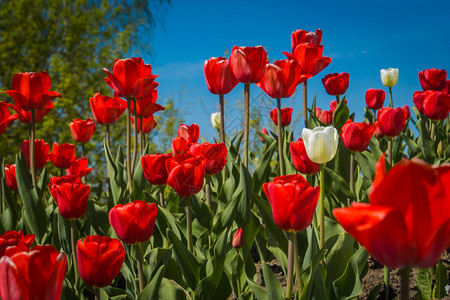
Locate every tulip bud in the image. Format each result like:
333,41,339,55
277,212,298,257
232,228,244,249
380,68,399,87
301,126,339,164
211,112,221,130
260,127,269,143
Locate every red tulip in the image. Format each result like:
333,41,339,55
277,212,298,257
70,118,96,143
131,116,157,134
229,46,267,84
172,123,200,154
413,90,450,121
3,71,62,111
190,142,227,175
289,138,320,175
333,157,450,268
283,42,331,77
341,120,375,152
103,57,158,99
49,142,76,169
8,101,53,124
372,121,385,139
263,174,320,232
322,72,350,96
0,102,18,135
232,228,244,249
402,105,410,120
329,99,347,113
260,127,269,143
0,230,35,257
49,175,90,220
256,60,310,99
109,200,157,244
89,93,126,124
376,107,407,138
77,235,125,287
270,107,293,127
291,29,322,47
441,80,450,94
127,89,165,118
21,139,49,170
66,157,93,178
166,154,205,197
4,165,17,191
315,107,333,125
0,245,67,300
365,89,386,110
204,57,239,95
418,68,447,91
141,153,173,186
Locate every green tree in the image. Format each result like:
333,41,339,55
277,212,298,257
0,0,171,170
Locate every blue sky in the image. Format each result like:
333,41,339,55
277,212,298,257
142,0,450,141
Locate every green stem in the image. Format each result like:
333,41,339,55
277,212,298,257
135,244,145,293
126,98,133,197
384,266,390,300
277,98,285,176
349,152,355,202
159,186,165,208
430,121,436,141
94,287,100,300
336,94,340,104
293,232,303,297
286,231,295,300
131,99,138,175
105,124,110,148
303,81,308,128
30,110,36,188
205,176,211,209
70,220,79,281
219,94,225,143
387,139,393,167
389,87,393,108
81,143,85,158
319,164,325,250
0,155,3,214
399,268,410,300
186,197,193,252
139,116,143,157
243,83,250,168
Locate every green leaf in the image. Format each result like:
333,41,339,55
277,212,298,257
15,153,47,242
252,140,276,192
332,99,350,134
1,178,19,231
332,246,369,300
104,140,127,206
159,278,191,300
355,151,376,180
325,233,355,285
324,166,353,199
261,261,285,300
235,163,252,223
417,119,435,163
300,248,328,300
166,230,200,290
433,261,448,299
417,268,432,300
247,277,267,300
138,265,165,300
366,284,382,300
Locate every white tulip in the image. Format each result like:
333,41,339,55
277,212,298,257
302,126,339,164
380,68,399,87
211,112,221,130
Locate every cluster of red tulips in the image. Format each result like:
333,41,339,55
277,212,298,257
0,27,449,300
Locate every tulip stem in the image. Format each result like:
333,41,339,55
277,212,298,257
384,266,390,300
430,121,436,141
139,116,143,157
319,164,325,252
293,232,303,297
70,220,79,282
159,186,165,208
387,139,393,167
105,125,110,148
336,95,340,104
186,197,193,252
131,99,138,175
303,81,308,128
94,287,100,300
399,267,410,300
30,110,36,188
243,83,250,168
135,244,145,293
277,98,286,176
81,143,85,158
126,98,133,197
389,87,393,108
219,94,225,143
349,152,355,202
286,231,295,300
205,176,211,209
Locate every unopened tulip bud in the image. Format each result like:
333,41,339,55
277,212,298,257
211,112,221,130
232,228,244,249
380,68,399,87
